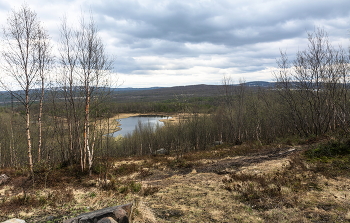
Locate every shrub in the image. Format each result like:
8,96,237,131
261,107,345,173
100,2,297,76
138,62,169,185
300,139,350,177
305,140,350,159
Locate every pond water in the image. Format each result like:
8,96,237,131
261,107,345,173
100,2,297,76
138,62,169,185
112,115,172,137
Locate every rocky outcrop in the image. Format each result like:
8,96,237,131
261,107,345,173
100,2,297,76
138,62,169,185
63,203,133,223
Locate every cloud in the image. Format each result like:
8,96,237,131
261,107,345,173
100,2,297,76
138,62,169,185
94,0,349,45
0,0,349,87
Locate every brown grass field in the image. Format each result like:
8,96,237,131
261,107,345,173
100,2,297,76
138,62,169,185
0,141,349,222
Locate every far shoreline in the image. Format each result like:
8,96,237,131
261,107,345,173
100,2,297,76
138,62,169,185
103,113,178,136
111,112,176,122
100,112,200,136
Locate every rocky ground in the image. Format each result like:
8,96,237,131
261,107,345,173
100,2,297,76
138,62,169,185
0,143,350,222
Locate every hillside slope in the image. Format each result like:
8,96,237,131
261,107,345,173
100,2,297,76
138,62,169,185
0,143,349,222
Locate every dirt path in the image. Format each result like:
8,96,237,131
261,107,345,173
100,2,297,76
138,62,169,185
196,146,300,174
141,146,302,186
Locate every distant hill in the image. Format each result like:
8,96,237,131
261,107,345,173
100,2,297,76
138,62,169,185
111,84,224,102
243,81,275,87
110,82,279,103
0,82,278,105
110,87,164,92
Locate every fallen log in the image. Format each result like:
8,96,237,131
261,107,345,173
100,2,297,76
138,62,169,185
63,203,133,223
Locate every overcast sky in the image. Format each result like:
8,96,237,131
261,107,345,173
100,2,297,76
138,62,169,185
0,0,349,88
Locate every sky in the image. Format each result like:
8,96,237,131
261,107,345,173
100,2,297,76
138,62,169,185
0,0,349,88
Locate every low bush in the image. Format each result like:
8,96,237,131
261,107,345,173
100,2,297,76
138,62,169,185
305,139,350,159
304,140,350,177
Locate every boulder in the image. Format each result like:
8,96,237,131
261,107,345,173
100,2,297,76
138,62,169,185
153,148,169,155
213,141,223,146
0,174,9,185
63,203,133,223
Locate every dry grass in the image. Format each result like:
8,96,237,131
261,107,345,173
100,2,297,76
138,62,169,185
0,142,349,222
222,153,350,222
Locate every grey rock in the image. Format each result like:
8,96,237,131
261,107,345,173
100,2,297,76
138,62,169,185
0,174,9,185
1,219,26,223
153,148,169,155
213,141,223,145
46,216,55,221
97,217,118,223
63,203,132,223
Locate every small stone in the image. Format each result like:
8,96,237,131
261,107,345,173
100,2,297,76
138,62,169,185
1,219,26,223
46,216,55,221
113,208,129,222
114,208,127,218
345,211,350,220
97,217,118,223
191,169,197,174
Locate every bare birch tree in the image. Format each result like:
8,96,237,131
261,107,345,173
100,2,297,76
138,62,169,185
1,5,51,176
58,13,113,174
275,28,350,136
58,16,82,166
37,27,53,163
77,15,113,175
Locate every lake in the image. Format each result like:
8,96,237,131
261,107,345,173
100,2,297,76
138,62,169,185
112,115,172,137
